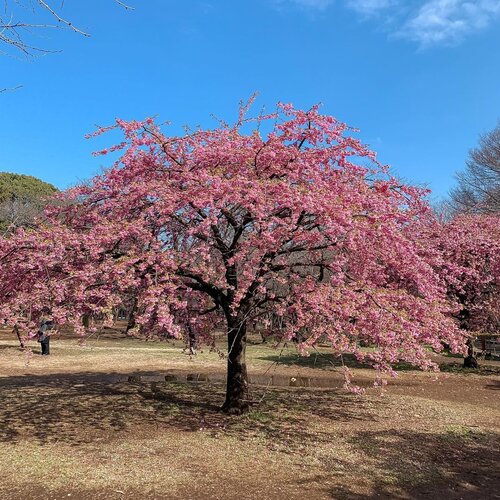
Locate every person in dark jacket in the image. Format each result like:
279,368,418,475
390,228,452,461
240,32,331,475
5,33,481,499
37,319,54,355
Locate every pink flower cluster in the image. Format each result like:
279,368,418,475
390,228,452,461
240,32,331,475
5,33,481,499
1,101,497,389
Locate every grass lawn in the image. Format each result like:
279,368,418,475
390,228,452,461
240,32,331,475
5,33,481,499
0,328,499,499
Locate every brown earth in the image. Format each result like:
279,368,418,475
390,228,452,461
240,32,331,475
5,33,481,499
0,328,499,500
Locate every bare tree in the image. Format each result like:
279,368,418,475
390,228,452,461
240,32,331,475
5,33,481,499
449,123,500,215
0,0,133,57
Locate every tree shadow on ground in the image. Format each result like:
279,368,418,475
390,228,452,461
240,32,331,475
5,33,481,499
484,379,500,390
259,352,425,372
439,362,500,376
325,428,500,499
259,352,369,370
0,370,383,448
259,352,500,376
1,371,499,498
0,344,23,351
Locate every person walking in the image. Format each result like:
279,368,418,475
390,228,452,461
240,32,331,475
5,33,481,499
37,319,54,355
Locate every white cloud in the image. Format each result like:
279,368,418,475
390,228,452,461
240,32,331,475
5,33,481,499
401,0,500,46
276,0,500,46
342,0,500,46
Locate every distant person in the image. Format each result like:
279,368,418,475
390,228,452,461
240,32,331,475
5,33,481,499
37,319,54,355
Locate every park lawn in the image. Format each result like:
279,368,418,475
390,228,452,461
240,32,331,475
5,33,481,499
0,330,499,499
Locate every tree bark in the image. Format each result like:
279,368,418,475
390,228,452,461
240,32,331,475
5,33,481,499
457,306,478,369
463,338,478,368
222,318,249,414
187,324,198,354
14,326,25,349
125,297,138,335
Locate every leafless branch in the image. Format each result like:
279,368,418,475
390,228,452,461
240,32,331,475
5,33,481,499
449,122,500,215
0,84,22,92
0,0,133,57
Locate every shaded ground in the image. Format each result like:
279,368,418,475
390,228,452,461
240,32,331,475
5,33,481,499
0,329,499,499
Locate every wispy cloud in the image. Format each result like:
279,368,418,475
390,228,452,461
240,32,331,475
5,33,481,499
277,0,500,47
400,0,500,47
346,0,500,47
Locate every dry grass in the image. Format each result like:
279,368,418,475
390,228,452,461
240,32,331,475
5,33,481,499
0,330,499,499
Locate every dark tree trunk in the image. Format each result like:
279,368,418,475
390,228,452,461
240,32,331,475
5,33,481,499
222,318,249,414
14,326,25,349
125,297,138,335
187,324,198,354
82,314,90,329
457,306,478,369
463,338,478,368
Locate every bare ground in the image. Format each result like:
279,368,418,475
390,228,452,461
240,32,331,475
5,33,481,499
0,329,499,500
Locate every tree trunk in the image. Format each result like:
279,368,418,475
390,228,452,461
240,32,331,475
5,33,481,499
463,338,478,368
14,326,25,349
187,324,198,354
222,318,249,414
125,297,138,335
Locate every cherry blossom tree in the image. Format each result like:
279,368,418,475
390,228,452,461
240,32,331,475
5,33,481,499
431,214,500,367
0,102,466,413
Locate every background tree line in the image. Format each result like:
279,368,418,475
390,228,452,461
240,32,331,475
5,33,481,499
0,172,57,233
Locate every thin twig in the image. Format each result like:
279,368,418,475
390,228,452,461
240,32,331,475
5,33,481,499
0,84,22,93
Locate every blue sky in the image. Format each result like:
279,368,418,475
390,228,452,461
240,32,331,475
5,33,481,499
1,0,499,202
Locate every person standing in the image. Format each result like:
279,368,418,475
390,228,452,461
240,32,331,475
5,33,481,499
37,319,54,355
